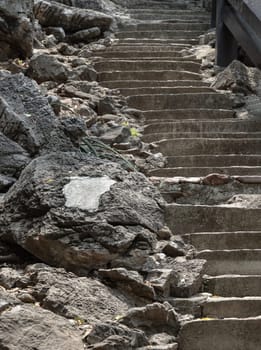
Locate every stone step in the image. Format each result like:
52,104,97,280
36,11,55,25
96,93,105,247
196,249,261,275
130,14,209,22
165,204,261,234
166,155,261,167
184,231,261,250
101,80,208,89
119,23,210,32
128,93,232,110
202,296,261,318
204,275,261,297
119,86,214,96
94,60,201,73
154,138,261,156
116,30,203,39
144,120,261,134
122,0,189,9
128,9,208,15
143,109,235,121
178,318,261,350
149,166,261,177
143,132,261,143
116,38,198,45
98,70,201,82
93,51,194,59
94,54,198,61
104,45,191,51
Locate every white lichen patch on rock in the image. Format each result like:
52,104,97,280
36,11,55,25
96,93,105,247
63,175,116,211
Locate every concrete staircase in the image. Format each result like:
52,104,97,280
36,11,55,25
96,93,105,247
94,0,261,349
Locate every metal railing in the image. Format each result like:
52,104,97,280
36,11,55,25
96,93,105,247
212,0,261,68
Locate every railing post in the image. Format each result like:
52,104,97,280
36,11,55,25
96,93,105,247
211,0,217,27
216,0,238,66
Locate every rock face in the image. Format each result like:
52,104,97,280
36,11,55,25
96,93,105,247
0,73,74,156
212,60,261,94
1,152,164,273
34,0,113,35
53,0,119,14
0,0,34,60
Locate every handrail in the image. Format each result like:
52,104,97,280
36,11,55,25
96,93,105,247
212,0,261,68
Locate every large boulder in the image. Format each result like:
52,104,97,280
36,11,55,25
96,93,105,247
34,0,113,33
0,0,34,60
0,73,74,156
0,152,164,273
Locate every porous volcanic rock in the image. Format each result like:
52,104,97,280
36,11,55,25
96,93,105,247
0,0,34,60
0,152,164,274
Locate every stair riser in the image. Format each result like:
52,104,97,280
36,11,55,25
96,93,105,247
117,38,198,44
119,23,210,31
127,93,232,110
120,87,213,96
144,121,261,134
149,167,261,177
178,319,261,350
143,133,261,143
204,276,261,297
95,61,201,73
197,250,261,275
130,14,209,21
165,205,261,234
116,31,203,39
202,299,261,318
144,109,235,120
184,232,261,250
98,71,201,81
155,139,261,156
104,45,190,52
101,80,207,89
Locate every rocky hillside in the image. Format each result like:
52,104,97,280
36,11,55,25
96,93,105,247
1,0,261,349
0,1,205,349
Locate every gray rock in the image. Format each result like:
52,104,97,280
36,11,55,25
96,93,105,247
212,60,261,95
71,64,97,81
0,267,23,289
69,27,101,43
100,126,131,145
1,152,164,273
85,321,148,347
99,268,155,300
0,0,34,60
53,0,120,14
45,26,66,41
0,174,15,192
0,73,74,155
34,0,112,33
0,289,20,313
27,54,69,83
27,264,129,324
0,132,30,177
121,302,180,335
0,304,85,349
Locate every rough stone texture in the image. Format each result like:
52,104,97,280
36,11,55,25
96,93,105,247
34,0,113,33
121,302,180,335
84,321,148,347
69,27,101,43
0,304,85,350
212,60,261,94
0,73,74,156
1,152,164,273
27,54,69,83
0,132,31,177
0,0,34,60
53,0,120,14
27,264,130,324
99,268,155,300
